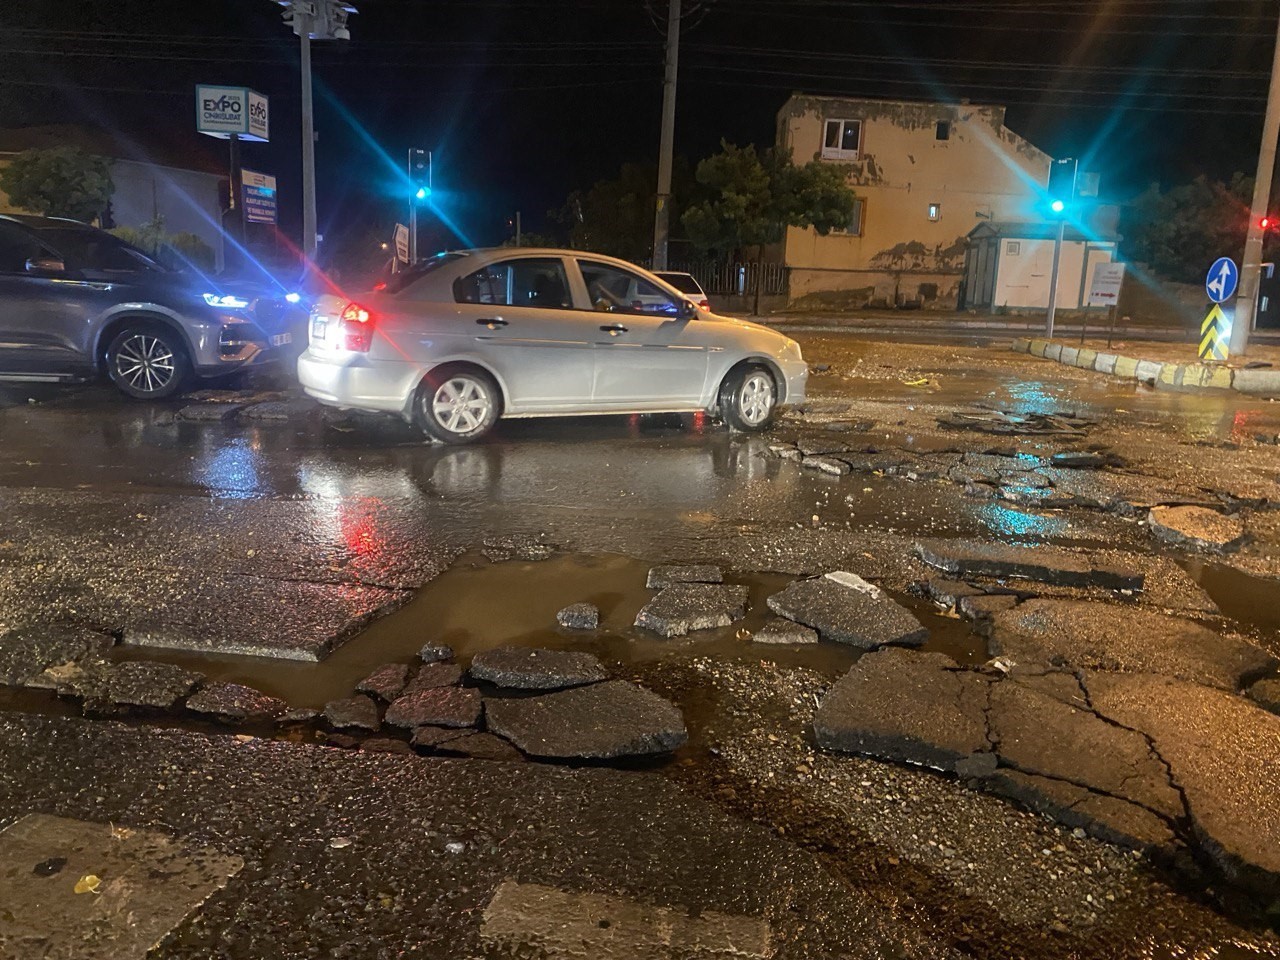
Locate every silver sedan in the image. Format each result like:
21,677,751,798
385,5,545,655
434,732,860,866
297,248,807,443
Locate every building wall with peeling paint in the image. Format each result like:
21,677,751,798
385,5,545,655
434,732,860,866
776,95,1052,309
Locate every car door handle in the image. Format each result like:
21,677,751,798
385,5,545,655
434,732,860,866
599,323,629,334
477,318,508,328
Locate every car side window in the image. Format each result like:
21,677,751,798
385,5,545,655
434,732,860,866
453,258,571,309
0,223,43,274
578,261,679,316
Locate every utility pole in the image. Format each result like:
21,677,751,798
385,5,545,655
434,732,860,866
274,1,357,264
651,0,681,271
1232,7,1280,356
299,14,317,262
516,211,522,245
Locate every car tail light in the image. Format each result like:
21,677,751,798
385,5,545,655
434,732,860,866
699,298,710,310
340,302,375,351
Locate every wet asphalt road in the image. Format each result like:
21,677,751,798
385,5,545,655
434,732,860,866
1,332,1280,958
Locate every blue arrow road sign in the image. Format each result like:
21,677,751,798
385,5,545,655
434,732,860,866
1206,257,1238,303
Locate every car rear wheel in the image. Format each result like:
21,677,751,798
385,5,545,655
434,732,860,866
719,364,777,432
105,323,190,400
414,367,501,444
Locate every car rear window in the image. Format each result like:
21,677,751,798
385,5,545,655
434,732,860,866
385,252,467,295
657,272,702,295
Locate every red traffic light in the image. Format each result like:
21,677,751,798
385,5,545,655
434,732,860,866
1263,216,1273,230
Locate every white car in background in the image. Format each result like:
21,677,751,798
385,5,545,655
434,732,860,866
654,270,711,311
297,248,806,444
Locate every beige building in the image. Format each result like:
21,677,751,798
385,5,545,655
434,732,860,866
776,94,1054,309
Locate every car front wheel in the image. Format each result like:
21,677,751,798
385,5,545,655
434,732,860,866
414,367,501,443
105,323,191,400
719,364,777,432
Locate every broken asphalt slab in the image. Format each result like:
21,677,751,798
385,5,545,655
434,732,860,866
815,647,1280,897
1147,505,1248,553
0,813,243,960
767,573,927,648
987,599,1276,691
814,648,989,770
914,539,1145,592
0,625,114,687
0,713,955,959
634,583,749,637
1086,672,1280,900
384,687,482,729
185,682,287,724
485,680,687,760
645,564,724,588
469,647,609,690
53,660,203,712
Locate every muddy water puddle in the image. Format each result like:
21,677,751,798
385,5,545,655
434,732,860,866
1183,559,1280,650
112,552,985,709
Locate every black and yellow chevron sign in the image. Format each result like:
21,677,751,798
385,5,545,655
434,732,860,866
1199,304,1231,361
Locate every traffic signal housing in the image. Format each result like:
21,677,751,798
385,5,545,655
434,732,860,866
1047,160,1075,218
410,149,430,201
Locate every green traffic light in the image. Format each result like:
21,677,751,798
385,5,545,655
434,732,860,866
1051,200,1065,213
415,187,430,200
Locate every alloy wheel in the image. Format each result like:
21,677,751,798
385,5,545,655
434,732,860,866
114,334,176,394
739,372,775,426
431,377,493,434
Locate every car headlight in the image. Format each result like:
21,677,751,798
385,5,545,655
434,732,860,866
285,292,302,304
203,293,251,309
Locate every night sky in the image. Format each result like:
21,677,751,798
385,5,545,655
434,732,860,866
3,0,1277,258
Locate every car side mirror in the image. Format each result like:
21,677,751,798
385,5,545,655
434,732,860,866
25,257,66,276
678,299,699,320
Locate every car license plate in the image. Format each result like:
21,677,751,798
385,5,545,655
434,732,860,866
311,318,327,341
271,333,292,347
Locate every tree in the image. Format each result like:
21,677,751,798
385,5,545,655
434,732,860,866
109,216,216,272
0,147,113,222
681,141,854,257
552,158,693,261
681,141,855,310
1122,173,1274,284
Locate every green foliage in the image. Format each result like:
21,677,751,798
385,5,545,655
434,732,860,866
0,147,113,222
680,141,856,259
109,216,214,271
552,159,693,261
1122,173,1272,284
503,231,558,249
166,232,216,271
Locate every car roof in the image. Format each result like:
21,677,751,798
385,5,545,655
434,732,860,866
0,213,94,231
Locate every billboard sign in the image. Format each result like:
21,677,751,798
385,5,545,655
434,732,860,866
196,85,269,142
241,169,277,224
1087,261,1125,307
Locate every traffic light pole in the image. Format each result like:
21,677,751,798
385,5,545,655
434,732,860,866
1045,157,1078,340
1232,7,1280,356
408,149,417,266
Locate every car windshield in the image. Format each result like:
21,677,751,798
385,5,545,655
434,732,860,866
385,252,468,295
36,227,166,276
656,272,702,295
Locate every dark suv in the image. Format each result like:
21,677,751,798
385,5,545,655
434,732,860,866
0,214,302,399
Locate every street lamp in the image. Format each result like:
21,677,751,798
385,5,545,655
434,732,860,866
1045,158,1078,339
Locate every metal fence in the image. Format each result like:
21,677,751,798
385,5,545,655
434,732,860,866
659,261,790,297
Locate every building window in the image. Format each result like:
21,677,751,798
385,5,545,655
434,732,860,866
935,121,951,141
822,119,862,160
835,198,865,236
1007,241,1021,255
928,203,941,222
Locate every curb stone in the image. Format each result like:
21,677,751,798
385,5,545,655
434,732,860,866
1015,338,1280,399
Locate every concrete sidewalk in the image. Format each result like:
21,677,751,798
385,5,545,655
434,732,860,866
1011,336,1280,398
